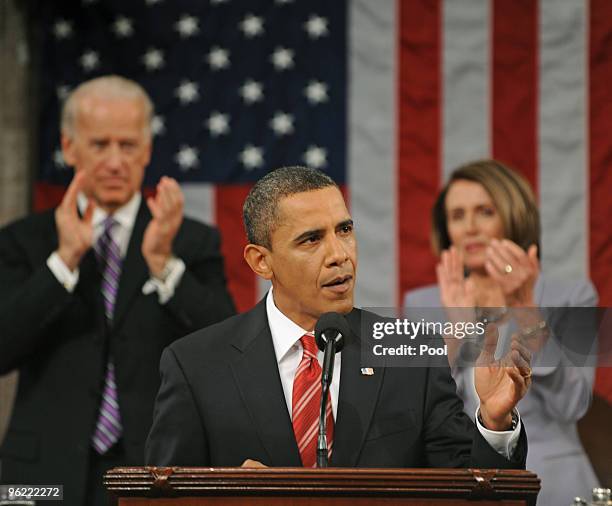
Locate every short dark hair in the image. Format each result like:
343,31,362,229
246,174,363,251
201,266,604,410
432,159,540,255
243,166,338,248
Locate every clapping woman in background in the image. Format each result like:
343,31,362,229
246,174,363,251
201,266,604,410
404,159,599,506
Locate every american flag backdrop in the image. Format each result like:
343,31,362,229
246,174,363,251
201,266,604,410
34,0,612,399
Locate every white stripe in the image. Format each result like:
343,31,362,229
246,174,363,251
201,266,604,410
181,183,215,225
292,381,319,418
293,361,312,381
298,419,319,451
99,408,122,430
92,435,108,452
95,419,118,442
101,273,118,290
103,394,119,410
349,0,397,307
442,0,491,180
538,0,588,279
101,289,116,306
105,259,121,279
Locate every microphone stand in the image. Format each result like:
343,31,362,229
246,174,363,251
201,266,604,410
316,335,336,468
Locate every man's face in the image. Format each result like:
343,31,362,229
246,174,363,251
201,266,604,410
61,95,151,213
267,186,357,330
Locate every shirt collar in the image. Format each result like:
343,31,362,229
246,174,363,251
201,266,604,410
77,192,142,230
266,288,311,364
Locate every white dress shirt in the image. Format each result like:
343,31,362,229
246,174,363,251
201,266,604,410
46,192,185,304
265,289,521,458
266,288,341,420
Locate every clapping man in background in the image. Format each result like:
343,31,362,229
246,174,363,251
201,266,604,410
0,75,235,505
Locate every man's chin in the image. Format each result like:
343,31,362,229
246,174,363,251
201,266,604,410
94,190,133,210
325,296,354,315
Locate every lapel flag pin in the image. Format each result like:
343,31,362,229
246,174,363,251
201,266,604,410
360,368,374,376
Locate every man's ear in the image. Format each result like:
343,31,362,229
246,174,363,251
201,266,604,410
61,132,76,167
244,243,273,280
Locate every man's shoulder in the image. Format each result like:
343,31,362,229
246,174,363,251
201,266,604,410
180,216,219,235
169,299,268,358
0,209,56,241
173,216,221,249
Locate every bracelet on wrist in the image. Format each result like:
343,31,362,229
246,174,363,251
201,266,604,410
519,320,547,339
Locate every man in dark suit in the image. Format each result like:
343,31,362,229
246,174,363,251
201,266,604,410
145,166,532,469
0,76,235,505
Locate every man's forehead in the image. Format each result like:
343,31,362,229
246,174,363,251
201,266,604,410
276,187,350,227
77,95,145,123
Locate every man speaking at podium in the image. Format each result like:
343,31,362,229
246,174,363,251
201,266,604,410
146,166,531,469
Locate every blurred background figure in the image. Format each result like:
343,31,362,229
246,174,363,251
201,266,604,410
405,159,600,505
0,76,235,505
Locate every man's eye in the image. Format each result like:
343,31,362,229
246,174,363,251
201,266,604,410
340,224,353,234
121,141,137,151
302,235,320,244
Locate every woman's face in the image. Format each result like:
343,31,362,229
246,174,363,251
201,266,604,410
445,179,505,271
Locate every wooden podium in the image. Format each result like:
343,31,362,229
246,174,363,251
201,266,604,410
104,467,540,505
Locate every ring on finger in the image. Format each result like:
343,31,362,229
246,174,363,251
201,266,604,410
504,264,513,274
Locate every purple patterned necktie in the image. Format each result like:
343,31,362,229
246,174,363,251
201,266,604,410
91,217,123,454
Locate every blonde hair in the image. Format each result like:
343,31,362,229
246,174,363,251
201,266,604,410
61,75,154,138
431,159,540,255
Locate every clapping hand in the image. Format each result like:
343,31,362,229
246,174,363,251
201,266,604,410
485,239,539,307
436,247,477,363
475,326,532,430
55,171,96,271
437,246,476,308
142,176,184,277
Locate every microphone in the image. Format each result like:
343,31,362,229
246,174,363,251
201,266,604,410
313,312,349,468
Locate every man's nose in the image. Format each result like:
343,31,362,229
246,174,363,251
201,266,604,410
326,235,349,266
105,143,123,169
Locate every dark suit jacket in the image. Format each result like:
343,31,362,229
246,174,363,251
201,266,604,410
145,298,527,469
0,202,235,504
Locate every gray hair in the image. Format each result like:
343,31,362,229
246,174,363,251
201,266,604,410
243,166,338,248
61,75,154,138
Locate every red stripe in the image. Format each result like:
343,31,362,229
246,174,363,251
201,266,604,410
589,0,612,402
214,184,257,313
33,183,65,211
491,0,539,193
588,0,612,308
397,0,441,304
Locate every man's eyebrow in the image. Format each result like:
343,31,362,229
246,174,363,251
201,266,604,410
336,219,353,229
293,228,324,243
292,219,353,243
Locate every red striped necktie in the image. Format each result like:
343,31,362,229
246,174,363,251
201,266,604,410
291,333,334,468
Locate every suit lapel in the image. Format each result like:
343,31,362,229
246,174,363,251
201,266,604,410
112,202,150,329
74,248,103,318
229,299,302,466
331,308,385,466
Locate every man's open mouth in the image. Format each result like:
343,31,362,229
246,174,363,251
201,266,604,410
322,275,352,288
